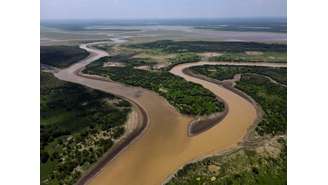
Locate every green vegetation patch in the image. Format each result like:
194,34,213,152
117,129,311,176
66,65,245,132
170,53,201,63
165,52,201,70
95,54,157,68
194,24,287,33
167,139,287,185
209,52,287,63
236,74,286,136
191,66,286,136
40,46,89,68
129,40,287,53
93,44,112,51
167,65,287,184
191,65,287,85
125,58,157,67
83,58,224,115
40,72,131,185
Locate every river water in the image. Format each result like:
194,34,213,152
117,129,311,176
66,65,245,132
54,42,271,185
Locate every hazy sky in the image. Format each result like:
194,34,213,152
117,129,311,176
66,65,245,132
41,0,287,20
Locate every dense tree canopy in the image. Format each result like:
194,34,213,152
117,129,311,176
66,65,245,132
129,40,287,53
84,60,224,115
40,46,89,68
40,72,131,185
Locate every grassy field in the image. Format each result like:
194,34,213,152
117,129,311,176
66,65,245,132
167,66,287,185
83,57,224,116
209,52,287,63
40,46,89,68
40,72,131,185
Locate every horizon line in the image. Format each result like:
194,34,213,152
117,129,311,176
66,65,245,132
41,16,287,22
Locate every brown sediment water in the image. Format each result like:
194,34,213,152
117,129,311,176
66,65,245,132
53,42,283,185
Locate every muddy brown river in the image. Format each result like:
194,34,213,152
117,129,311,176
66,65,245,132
54,42,286,185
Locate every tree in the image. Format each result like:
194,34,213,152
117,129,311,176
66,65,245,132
40,151,49,163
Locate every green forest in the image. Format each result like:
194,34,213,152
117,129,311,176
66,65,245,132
209,52,287,63
129,40,287,53
236,74,287,135
167,138,286,185
192,66,287,135
191,65,287,85
165,52,201,70
83,57,224,115
41,72,131,185
167,65,287,185
40,46,89,68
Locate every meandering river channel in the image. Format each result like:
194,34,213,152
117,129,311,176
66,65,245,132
54,41,286,185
